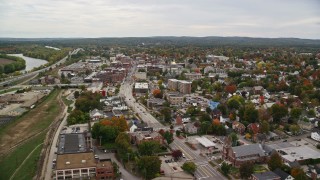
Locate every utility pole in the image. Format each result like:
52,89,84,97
99,136,102,146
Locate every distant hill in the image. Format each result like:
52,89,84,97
0,36,320,48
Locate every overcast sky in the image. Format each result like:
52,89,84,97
0,0,319,39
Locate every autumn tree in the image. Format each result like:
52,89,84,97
221,162,231,176
163,131,173,144
182,162,197,174
291,168,307,180
138,141,161,156
138,156,161,180
290,108,302,120
229,132,238,147
172,149,183,160
67,109,90,125
268,152,283,171
115,132,132,161
91,123,119,144
152,89,163,98
260,120,270,134
111,116,128,132
225,84,237,94
239,162,254,179
270,104,288,123
160,107,172,122
243,103,259,123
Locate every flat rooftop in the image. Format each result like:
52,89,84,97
195,137,216,148
135,82,148,89
279,146,320,162
58,134,87,154
56,152,96,170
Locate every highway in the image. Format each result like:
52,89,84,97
0,48,81,86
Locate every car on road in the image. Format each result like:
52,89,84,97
182,153,186,158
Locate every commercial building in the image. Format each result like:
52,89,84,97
55,152,96,179
96,160,115,180
167,79,179,91
134,83,149,93
178,80,192,94
184,73,202,81
166,92,184,105
57,132,92,154
222,138,268,167
55,153,115,180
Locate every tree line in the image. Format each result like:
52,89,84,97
0,54,26,74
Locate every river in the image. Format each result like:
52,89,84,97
7,54,48,72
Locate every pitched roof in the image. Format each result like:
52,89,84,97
232,144,266,158
273,168,290,180
252,171,280,180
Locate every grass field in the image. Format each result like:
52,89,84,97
0,89,62,156
0,58,14,65
0,132,45,180
0,88,64,180
0,88,20,95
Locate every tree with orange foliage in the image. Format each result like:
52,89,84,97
225,85,237,94
212,118,220,126
291,168,307,179
152,89,163,98
100,119,113,126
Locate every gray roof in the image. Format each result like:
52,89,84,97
58,134,86,154
232,144,267,158
273,168,290,180
252,171,280,180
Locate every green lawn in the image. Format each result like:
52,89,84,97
0,89,63,180
62,95,73,106
12,143,43,180
0,132,45,180
0,88,19,95
253,164,268,173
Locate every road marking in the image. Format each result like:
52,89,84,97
197,165,211,177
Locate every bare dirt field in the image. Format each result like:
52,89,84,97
0,58,14,65
0,89,64,156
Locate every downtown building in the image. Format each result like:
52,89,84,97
167,79,191,94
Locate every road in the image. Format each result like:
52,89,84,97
120,63,225,180
119,63,164,129
95,150,140,180
170,136,227,180
0,48,81,86
44,92,71,180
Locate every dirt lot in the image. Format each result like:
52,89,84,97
0,58,14,65
0,89,64,156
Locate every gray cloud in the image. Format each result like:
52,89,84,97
0,0,319,38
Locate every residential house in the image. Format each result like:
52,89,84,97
130,131,164,145
232,121,245,135
147,98,165,109
128,121,138,133
253,86,264,95
89,109,105,121
309,164,320,180
184,123,198,134
251,171,281,180
273,168,294,180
